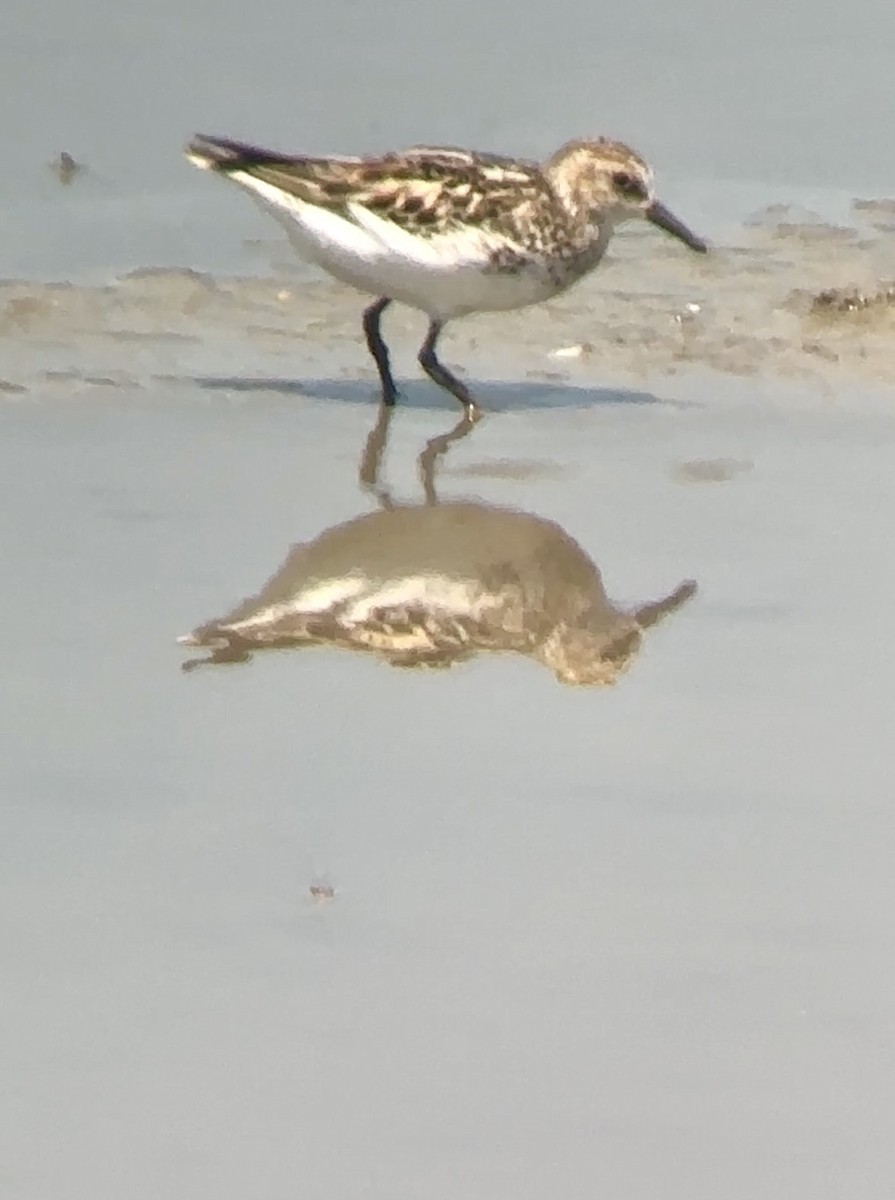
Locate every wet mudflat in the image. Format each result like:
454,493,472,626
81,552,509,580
4,0,895,1194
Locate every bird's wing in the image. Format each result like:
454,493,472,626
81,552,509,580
187,136,552,240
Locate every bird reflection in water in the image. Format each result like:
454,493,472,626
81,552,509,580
180,410,696,685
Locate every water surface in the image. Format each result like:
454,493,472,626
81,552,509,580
3,1,895,1196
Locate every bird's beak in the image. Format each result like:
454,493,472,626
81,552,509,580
646,200,708,253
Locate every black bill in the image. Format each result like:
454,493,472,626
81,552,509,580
646,200,708,253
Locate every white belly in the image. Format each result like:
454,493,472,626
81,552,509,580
233,173,563,320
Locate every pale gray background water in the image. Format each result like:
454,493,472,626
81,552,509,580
3,1,895,1197
4,0,895,279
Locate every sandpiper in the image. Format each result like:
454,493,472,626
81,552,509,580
186,133,708,416
179,408,697,683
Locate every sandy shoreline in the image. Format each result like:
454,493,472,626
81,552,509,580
5,195,895,407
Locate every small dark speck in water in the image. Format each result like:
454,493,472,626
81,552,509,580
51,151,83,185
309,881,336,903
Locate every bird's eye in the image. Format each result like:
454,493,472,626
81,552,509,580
613,171,646,199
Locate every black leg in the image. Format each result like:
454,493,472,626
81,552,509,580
359,403,396,510
418,320,481,418
418,410,479,506
362,297,397,405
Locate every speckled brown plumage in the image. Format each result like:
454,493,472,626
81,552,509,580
187,136,671,258
186,132,708,415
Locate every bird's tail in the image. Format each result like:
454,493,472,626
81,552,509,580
185,133,300,174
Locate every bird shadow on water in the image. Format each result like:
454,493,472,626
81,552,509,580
179,405,697,686
189,374,669,413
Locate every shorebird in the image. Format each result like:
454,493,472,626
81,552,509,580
186,133,708,416
179,408,696,683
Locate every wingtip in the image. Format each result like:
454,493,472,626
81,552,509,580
185,134,216,170
184,134,244,171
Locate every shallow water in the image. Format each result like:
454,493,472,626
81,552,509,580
5,0,895,282
6,378,895,1199
4,0,895,1197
